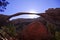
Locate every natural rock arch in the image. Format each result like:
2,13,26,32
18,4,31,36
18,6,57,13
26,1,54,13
0,12,35,27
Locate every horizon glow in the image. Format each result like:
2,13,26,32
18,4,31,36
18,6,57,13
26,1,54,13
0,0,60,19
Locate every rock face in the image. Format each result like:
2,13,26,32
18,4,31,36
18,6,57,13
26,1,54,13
37,8,60,25
39,8,60,31
21,21,51,40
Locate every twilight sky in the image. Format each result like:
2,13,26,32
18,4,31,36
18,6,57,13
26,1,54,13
0,0,60,19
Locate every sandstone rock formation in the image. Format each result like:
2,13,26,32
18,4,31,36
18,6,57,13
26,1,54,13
37,8,60,26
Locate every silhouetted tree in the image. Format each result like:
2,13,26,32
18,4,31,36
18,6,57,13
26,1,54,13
0,0,9,12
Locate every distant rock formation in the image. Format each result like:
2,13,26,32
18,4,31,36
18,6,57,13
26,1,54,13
37,8,60,26
35,8,60,34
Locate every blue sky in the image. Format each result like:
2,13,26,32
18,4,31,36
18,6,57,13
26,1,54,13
0,0,60,19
